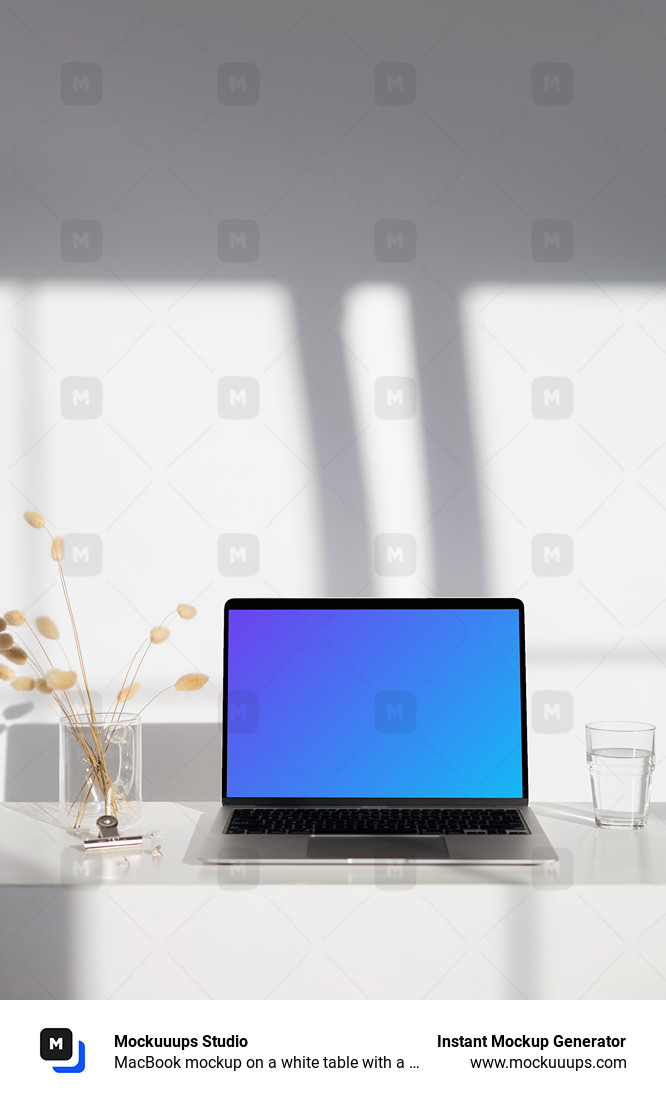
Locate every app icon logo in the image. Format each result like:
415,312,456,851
40,1028,86,1073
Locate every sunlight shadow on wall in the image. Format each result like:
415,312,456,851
341,283,436,595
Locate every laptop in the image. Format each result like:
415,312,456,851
199,597,558,864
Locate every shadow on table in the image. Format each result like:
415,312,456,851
532,802,597,827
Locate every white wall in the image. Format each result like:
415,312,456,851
2,0,665,802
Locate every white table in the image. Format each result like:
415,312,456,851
1,802,665,999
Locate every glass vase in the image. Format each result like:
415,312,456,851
59,712,142,830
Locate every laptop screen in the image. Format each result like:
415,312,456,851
223,600,527,802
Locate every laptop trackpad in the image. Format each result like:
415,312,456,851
307,836,449,860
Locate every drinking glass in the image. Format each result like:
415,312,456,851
586,721,655,828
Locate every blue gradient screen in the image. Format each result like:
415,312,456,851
225,607,524,799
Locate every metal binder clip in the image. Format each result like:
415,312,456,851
82,814,144,851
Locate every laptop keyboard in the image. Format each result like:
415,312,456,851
226,807,530,836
